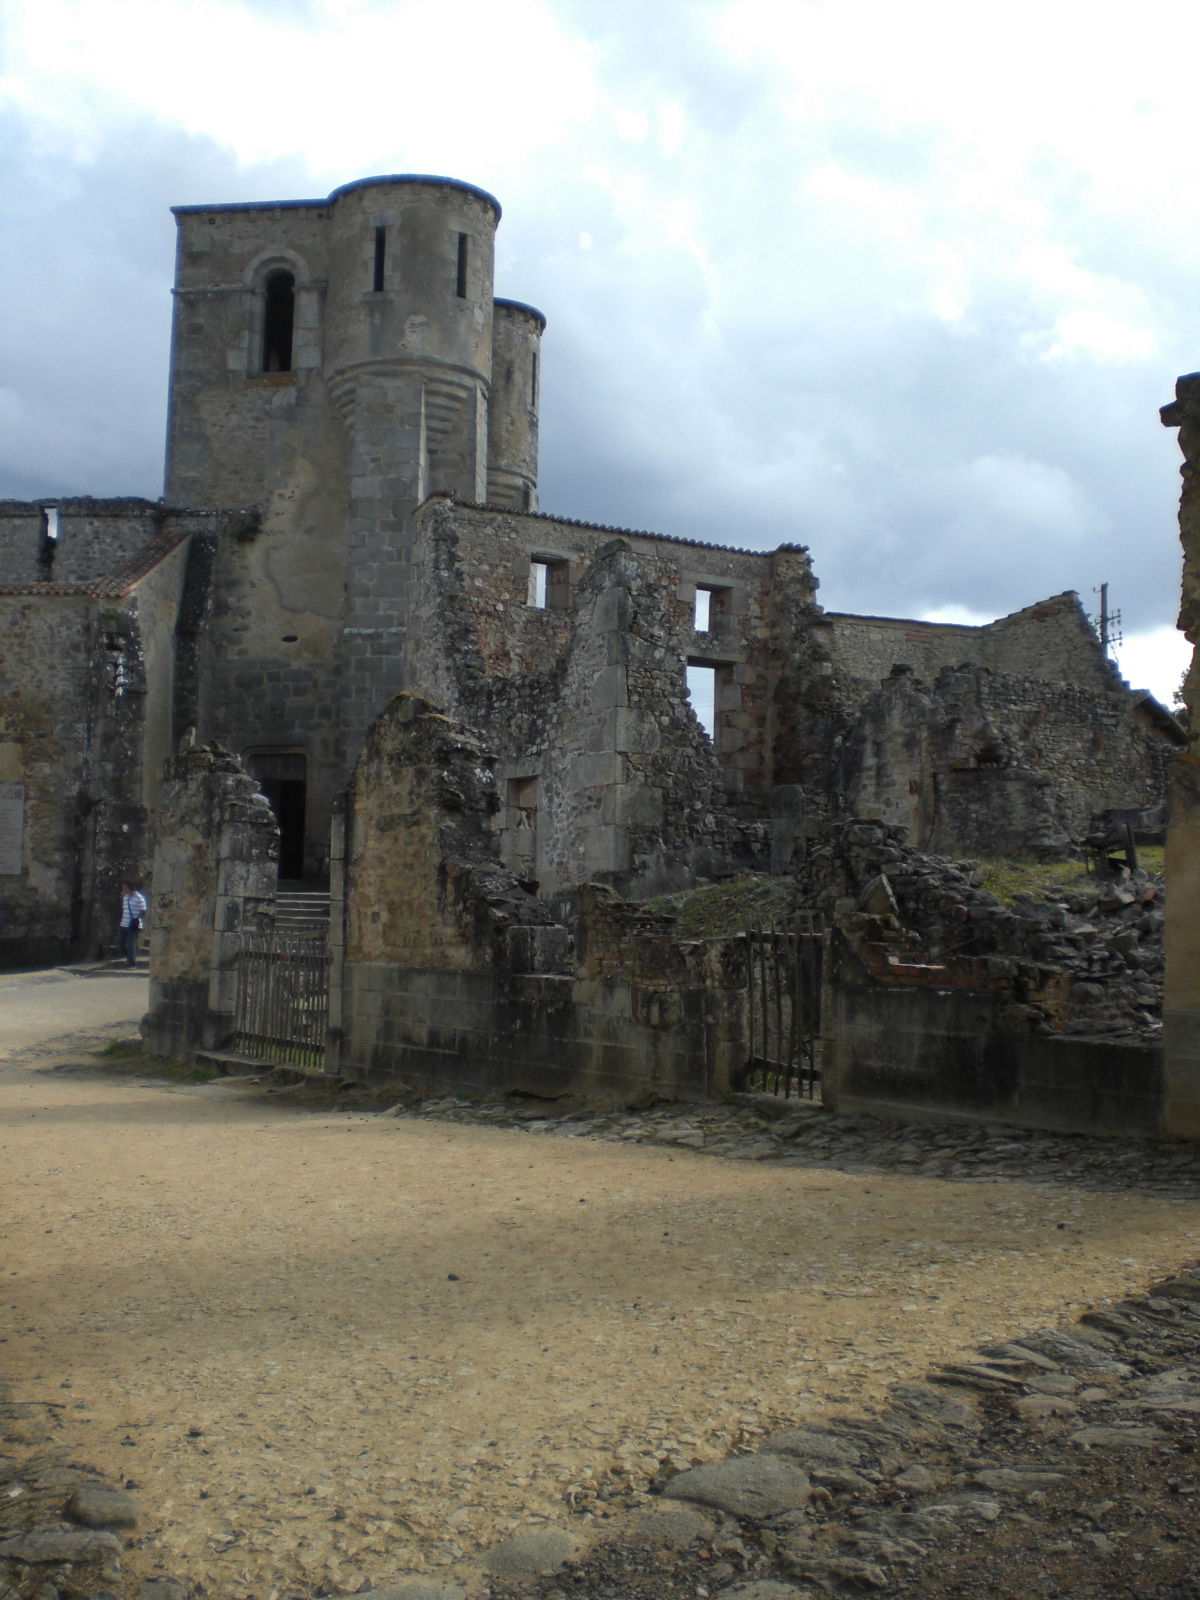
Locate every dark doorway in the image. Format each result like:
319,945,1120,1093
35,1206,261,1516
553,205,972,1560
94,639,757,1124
246,752,306,880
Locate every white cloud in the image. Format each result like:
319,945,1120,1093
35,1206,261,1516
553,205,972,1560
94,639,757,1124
0,0,1197,654
1115,625,1191,705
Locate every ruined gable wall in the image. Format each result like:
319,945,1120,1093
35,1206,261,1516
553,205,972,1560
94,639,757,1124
824,592,1113,705
976,592,1116,687
842,662,1176,856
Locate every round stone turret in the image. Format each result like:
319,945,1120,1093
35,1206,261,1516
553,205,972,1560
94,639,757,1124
488,299,545,511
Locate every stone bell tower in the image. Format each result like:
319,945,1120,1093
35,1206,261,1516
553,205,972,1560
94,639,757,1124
164,174,544,877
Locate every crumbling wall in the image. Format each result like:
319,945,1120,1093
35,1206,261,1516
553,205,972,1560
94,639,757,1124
334,694,744,1102
823,592,1116,705
0,592,156,963
1161,374,1200,1136
796,818,1165,1136
407,501,789,897
840,662,1178,857
142,742,278,1059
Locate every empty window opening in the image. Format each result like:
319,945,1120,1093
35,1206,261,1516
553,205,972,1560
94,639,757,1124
505,776,539,879
527,557,569,610
531,350,539,406
261,270,295,372
37,506,59,580
456,232,469,299
373,227,386,292
686,663,717,740
523,484,532,511
694,584,730,633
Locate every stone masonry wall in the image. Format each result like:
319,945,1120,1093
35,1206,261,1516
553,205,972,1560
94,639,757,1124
1161,374,1200,1136
335,695,744,1101
0,498,169,586
0,596,94,963
841,662,1178,857
406,500,826,896
823,592,1118,706
143,743,278,1060
796,818,1165,1136
0,587,161,963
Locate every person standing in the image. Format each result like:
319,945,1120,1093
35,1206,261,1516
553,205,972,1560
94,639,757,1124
117,882,148,967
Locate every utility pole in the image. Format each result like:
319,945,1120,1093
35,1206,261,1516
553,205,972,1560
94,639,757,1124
1094,582,1122,660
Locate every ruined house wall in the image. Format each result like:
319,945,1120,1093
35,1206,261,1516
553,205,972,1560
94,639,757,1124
334,695,743,1101
406,501,801,897
823,593,1116,702
801,819,1165,1137
0,596,95,963
0,498,172,586
142,744,278,1060
842,662,1178,857
821,612,982,692
1161,374,1200,1137
825,943,1163,1137
0,586,158,963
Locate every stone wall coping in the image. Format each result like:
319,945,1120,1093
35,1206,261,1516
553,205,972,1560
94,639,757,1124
493,297,547,331
422,495,812,561
173,173,502,220
0,526,191,598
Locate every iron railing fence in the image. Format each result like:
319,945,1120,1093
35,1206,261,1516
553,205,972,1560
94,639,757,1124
742,914,824,1100
231,935,330,1069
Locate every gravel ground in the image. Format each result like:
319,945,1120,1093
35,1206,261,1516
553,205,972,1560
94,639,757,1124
2,971,1200,1597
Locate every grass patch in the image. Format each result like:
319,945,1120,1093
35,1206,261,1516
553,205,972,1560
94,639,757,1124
647,876,796,940
93,1042,217,1083
978,846,1165,906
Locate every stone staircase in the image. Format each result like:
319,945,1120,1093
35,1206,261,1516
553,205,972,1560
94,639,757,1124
274,888,331,938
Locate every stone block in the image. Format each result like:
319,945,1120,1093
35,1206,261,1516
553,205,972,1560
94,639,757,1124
601,783,663,828
590,665,628,711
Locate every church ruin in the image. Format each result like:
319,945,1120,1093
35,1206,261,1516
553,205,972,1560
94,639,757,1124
0,173,1179,975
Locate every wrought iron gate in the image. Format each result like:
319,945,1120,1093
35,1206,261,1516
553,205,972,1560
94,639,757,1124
743,916,824,1099
231,935,330,1069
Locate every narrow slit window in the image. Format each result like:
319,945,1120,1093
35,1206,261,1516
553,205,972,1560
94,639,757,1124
456,232,469,299
261,269,295,372
531,350,539,406
38,506,59,580
686,663,717,740
373,227,386,292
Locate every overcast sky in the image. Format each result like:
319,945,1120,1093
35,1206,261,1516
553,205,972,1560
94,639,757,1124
1,0,1196,700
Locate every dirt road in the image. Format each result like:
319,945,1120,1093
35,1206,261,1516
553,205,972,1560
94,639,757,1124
3,968,1200,1597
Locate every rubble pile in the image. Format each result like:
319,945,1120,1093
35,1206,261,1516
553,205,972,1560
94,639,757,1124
795,819,1165,1041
